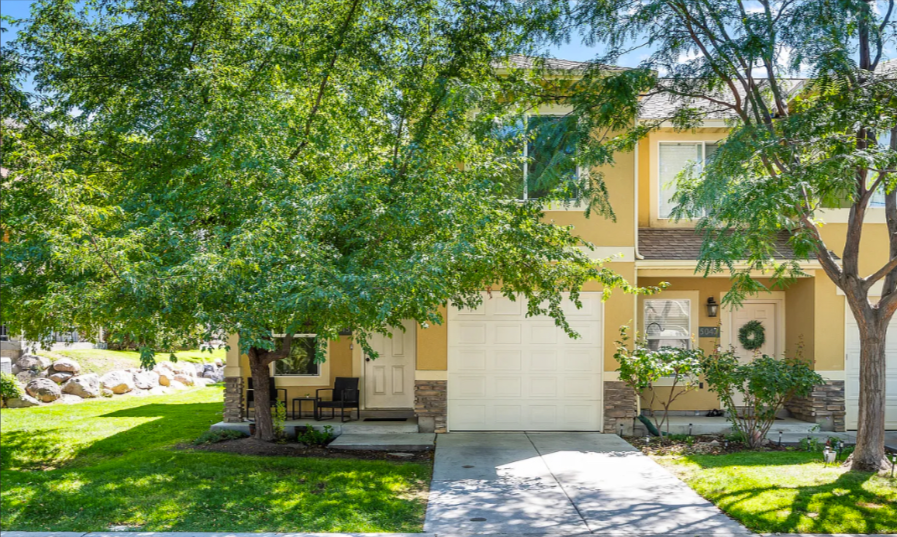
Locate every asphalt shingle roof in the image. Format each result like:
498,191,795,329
638,228,798,260
638,79,808,120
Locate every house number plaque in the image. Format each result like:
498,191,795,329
698,326,720,338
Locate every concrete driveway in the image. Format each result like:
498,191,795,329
424,432,748,535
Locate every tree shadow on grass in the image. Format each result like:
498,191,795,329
682,454,895,533
2,401,223,471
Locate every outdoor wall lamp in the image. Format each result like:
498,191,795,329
706,297,719,318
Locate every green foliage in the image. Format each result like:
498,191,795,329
297,424,335,447
0,0,652,374
738,320,766,351
193,428,248,446
702,352,824,448
272,401,287,441
0,373,23,404
615,325,704,440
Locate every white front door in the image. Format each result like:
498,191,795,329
731,302,778,363
447,292,604,431
845,306,897,429
365,320,416,409
729,302,778,406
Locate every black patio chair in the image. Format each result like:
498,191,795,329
315,377,360,422
246,376,287,419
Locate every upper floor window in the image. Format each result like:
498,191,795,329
497,115,578,200
644,299,691,351
273,335,320,377
658,141,718,218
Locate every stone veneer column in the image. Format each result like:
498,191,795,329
784,380,846,432
415,380,447,433
222,333,244,423
223,377,244,422
603,380,638,434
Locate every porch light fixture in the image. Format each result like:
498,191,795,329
706,297,719,318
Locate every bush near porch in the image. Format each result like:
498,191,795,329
654,451,897,534
0,386,430,532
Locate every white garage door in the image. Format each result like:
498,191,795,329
845,309,897,429
447,292,603,431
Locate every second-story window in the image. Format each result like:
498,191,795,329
497,115,577,201
658,141,718,218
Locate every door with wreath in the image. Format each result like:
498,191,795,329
730,302,778,407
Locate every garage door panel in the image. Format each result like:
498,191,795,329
845,312,897,429
448,292,603,431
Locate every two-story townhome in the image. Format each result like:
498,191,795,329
220,58,896,435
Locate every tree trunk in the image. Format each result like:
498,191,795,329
248,348,275,442
851,319,888,472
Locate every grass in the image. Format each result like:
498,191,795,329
1,387,431,532
44,348,226,376
654,450,897,534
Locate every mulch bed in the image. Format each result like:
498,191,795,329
625,434,794,456
183,437,433,462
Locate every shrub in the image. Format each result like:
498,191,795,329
273,400,287,441
193,428,248,445
1,373,23,406
615,326,704,441
702,351,823,448
297,424,335,446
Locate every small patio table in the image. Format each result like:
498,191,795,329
291,396,317,420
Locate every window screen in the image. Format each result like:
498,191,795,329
644,299,691,351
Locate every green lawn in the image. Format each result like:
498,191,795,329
654,450,897,534
1,387,430,532
46,348,226,376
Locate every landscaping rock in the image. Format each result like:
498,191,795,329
193,363,206,375
100,370,135,394
51,357,81,374
49,371,74,384
157,372,172,386
147,386,168,396
214,358,224,367
62,373,100,398
58,394,83,405
26,378,62,402
6,394,41,408
203,368,224,382
168,380,187,390
16,369,44,384
102,388,114,397
133,370,160,390
16,354,52,371
173,373,194,386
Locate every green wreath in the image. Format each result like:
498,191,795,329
738,320,766,350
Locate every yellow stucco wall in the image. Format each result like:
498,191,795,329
784,276,815,361
417,305,448,371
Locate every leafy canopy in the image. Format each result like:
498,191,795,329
1,0,647,365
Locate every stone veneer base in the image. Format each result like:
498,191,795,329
223,376,245,423
603,380,638,434
785,380,846,432
414,380,447,433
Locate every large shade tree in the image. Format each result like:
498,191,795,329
0,0,644,440
560,0,896,471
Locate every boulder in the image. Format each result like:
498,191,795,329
49,371,74,384
168,380,187,390
214,358,224,368
100,371,135,394
193,363,206,375
147,386,169,396
101,388,114,397
62,374,100,398
193,377,214,387
58,394,83,405
173,373,194,386
16,354,51,371
203,369,224,383
16,370,43,384
25,378,62,402
6,394,41,408
51,358,81,374
157,372,172,386
133,370,160,390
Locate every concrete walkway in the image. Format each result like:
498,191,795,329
424,432,749,535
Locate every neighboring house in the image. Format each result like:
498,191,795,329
222,57,896,434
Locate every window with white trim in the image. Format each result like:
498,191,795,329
871,130,893,208
658,141,718,218
273,335,320,377
497,115,578,200
643,299,692,351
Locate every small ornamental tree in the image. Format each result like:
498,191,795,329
615,326,703,441
702,352,824,448
0,0,651,441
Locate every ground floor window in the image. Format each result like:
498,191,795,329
273,335,320,377
643,299,692,350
